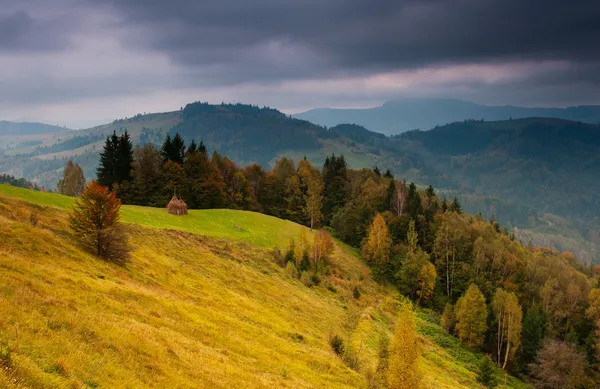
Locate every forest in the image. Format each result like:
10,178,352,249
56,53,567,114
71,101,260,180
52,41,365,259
52,129,600,388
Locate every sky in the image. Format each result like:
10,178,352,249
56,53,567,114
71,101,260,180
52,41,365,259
1,0,599,129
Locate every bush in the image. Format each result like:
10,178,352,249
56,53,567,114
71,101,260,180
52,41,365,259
29,212,39,227
285,262,298,278
330,335,345,355
272,248,283,266
311,274,321,286
0,343,11,368
325,282,337,293
300,271,312,286
477,356,497,388
353,285,361,299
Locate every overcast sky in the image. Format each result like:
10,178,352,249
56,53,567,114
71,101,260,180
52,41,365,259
1,0,599,128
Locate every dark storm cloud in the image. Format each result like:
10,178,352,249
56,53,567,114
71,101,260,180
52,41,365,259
0,3,77,53
1,0,600,127
102,0,600,75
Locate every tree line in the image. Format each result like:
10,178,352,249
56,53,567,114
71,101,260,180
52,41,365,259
68,130,600,387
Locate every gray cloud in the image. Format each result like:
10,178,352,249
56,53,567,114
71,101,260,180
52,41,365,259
1,0,600,127
104,0,600,72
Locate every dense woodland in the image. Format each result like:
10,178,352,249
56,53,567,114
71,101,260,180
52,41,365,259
57,130,600,387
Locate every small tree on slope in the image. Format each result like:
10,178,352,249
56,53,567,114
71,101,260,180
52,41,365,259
69,181,130,264
387,302,422,389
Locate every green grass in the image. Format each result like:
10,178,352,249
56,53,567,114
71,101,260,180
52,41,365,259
0,185,531,388
0,184,308,248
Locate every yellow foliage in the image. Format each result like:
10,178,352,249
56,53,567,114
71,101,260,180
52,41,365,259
362,213,391,264
387,302,422,389
455,284,488,349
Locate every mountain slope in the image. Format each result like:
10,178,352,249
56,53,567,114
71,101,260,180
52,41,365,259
294,98,600,135
385,118,600,263
0,185,528,389
1,104,599,262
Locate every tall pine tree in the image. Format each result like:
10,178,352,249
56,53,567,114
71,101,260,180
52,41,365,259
322,154,348,224
116,130,134,183
97,131,119,188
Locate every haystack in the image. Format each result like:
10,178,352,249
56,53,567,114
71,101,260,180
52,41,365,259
167,195,188,215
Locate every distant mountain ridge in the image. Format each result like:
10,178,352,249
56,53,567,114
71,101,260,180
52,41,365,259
294,98,600,135
0,121,69,135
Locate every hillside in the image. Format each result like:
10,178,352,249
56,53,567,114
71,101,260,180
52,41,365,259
0,105,377,189
294,98,600,135
0,121,71,157
0,184,529,389
386,118,600,263
1,104,599,262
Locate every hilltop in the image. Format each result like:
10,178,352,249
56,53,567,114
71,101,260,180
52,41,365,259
0,184,529,388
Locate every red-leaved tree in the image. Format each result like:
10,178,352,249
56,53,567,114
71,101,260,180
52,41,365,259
69,181,130,264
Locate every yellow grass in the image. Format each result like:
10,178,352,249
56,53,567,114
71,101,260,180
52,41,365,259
0,188,529,388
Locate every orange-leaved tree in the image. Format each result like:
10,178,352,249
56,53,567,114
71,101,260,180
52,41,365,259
69,181,130,264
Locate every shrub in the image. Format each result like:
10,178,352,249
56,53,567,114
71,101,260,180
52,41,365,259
311,274,321,286
29,212,39,227
285,262,298,278
0,343,11,368
300,271,312,286
330,335,345,355
353,285,361,299
326,282,337,293
477,356,497,388
69,181,130,264
272,247,283,266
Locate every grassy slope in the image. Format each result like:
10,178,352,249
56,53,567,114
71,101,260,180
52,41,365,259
0,185,529,389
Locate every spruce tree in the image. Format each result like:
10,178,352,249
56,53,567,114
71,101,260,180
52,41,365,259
186,139,198,157
450,196,462,214
519,304,546,372
171,133,186,164
406,183,423,219
161,134,174,162
97,131,119,189
116,131,134,183
322,154,348,224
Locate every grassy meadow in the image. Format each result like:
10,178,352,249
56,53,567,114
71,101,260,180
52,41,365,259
0,185,530,388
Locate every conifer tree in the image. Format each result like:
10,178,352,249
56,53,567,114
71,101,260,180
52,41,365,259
519,304,546,373
322,154,348,224
455,284,488,349
387,302,422,389
97,131,119,188
161,134,174,162
171,133,186,165
185,139,198,157
116,130,134,183
450,196,462,214
405,183,422,219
